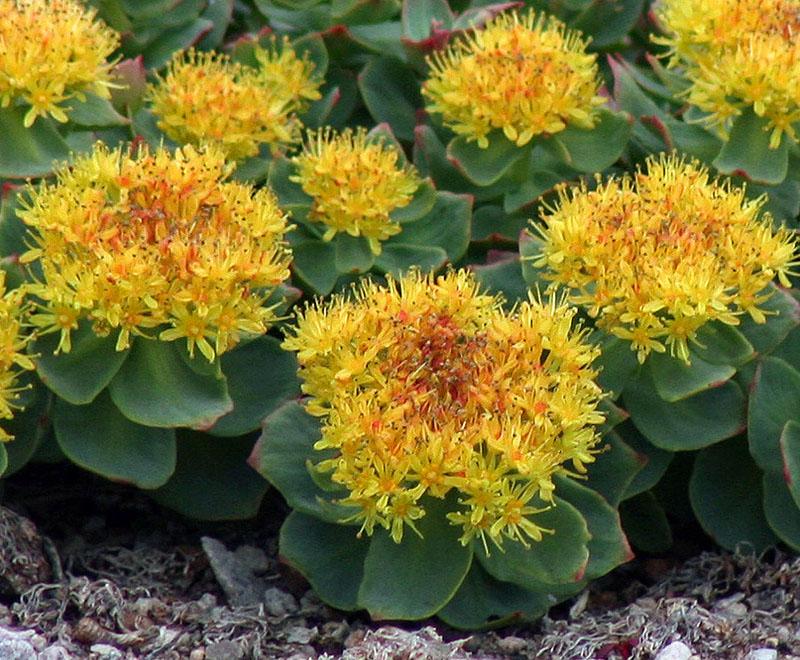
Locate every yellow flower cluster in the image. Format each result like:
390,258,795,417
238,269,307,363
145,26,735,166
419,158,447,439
534,154,797,363
655,0,800,147
423,10,605,148
283,270,603,548
291,128,421,255
0,272,34,442
19,143,292,361
149,40,322,160
0,0,119,127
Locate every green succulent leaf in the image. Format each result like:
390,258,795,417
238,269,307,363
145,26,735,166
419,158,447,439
762,471,800,551
64,93,130,129
692,322,754,366
373,243,448,276
358,494,472,620
250,400,355,523
571,0,643,49
619,491,673,553
437,562,551,630
446,132,528,187
291,240,340,295
583,430,645,506
391,191,471,262
0,106,74,179
402,0,453,41
1,381,51,477
617,422,674,500
334,234,375,274
690,437,779,553
624,367,746,451
477,497,590,588
140,18,214,69
151,431,268,520
503,169,563,213
748,357,800,474
209,336,300,437
737,285,800,354
0,444,7,476
647,351,735,403
592,333,639,400
33,322,130,405
471,205,528,243
390,178,437,224
555,477,633,580
471,253,529,307
54,391,176,489
541,109,631,173
780,419,800,509
713,109,789,185
108,339,232,429
358,57,422,141
280,512,369,611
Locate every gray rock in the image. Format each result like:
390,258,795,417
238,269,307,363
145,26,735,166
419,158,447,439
39,646,72,660
206,640,243,660
655,641,693,660
263,586,299,617
0,638,36,660
497,636,528,654
201,537,266,607
285,625,318,645
746,650,778,660
89,643,123,659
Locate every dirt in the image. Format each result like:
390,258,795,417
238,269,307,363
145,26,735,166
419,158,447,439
1,464,799,659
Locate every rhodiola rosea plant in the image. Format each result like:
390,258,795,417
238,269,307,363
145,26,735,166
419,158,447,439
0,0,797,631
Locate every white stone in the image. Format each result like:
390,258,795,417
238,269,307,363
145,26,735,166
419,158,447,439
655,641,693,660
746,650,778,660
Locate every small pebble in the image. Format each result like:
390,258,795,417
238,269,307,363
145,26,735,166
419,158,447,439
496,636,528,654
286,625,318,645
206,640,243,660
746,650,778,660
263,586,298,617
188,649,205,660
0,638,36,660
655,641,693,660
39,646,71,660
89,643,123,659
321,621,350,644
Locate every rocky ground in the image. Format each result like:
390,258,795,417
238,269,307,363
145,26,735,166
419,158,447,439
0,465,798,659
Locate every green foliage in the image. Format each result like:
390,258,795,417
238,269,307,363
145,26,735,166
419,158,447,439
0,0,799,631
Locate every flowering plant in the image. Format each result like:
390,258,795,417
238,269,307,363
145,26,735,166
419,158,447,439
0,0,798,630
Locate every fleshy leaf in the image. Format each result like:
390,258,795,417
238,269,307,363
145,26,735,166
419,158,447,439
33,322,130,405
437,562,551,630
210,336,300,437
108,339,232,429
690,437,779,553
447,132,528,186
762,472,800,551
748,357,800,474
624,368,746,451
713,109,789,185
0,107,74,179
647,351,735,402
358,494,472,620
54,391,176,489
780,419,800,509
477,497,589,588
250,400,355,523
280,512,369,611
151,431,268,520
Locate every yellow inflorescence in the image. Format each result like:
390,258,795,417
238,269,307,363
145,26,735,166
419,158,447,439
283,270,604,548
149,40,322,160
0,272,34,442
0,0,119,127
291,128,421,255
423,10,605,148
534,154,797,363
19,143,292,361
655,0,800,147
